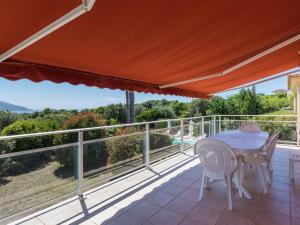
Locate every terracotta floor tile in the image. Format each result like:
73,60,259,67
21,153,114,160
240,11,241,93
230,200,257,220
271,175,290,185
292,203,300,219
188,204,224,225
179,188,200,202
200,194,227,211
126,201,161,222
105,212,144,225
256,198,290,216
146,191,175,207
180,216,209,225
161,183,186,196
144,208,183,225
172,177,196,188
189,179,202,191
217,211,253,225
292,217,300,225
263,189,291,203
166,197,197,216
254,209,290,225
270,181,291,192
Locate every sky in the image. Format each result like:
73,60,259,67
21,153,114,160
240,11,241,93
0,75,289,110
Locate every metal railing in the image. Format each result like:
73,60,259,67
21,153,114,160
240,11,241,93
0,114,299,222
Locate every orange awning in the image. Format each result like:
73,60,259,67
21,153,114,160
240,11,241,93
0,0,300,98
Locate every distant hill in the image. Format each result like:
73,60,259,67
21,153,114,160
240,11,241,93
0,100,32,113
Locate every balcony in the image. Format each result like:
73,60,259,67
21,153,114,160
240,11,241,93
0,115,299,225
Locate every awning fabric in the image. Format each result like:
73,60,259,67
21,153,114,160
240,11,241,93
1,0,300,98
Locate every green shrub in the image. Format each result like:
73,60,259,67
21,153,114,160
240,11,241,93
106,127,143,164
54,112,107,169
0,119,58,175
150,133,172,150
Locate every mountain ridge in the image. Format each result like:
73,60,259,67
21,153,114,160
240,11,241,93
0,100,31,113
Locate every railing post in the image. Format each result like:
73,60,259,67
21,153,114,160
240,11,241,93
218,116,221,133
167,119,171,134
201,117,204,136
297,119,300,146
188,119,194,137
180,119,184,151
77,131,84,199
145,123,150,167
213,116,216,134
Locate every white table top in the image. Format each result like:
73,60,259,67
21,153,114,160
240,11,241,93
209,130,269,154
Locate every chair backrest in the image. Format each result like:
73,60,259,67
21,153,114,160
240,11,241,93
239,122,262,132
264,128,280,147
194,139,237,176
265,131,280,161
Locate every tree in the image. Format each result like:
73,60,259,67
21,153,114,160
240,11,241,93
0,111,16,131
136,106,176,122
134,104,146,118
207,96,227,115
94,106,105,115
104,104,126,124
125,91,135,123
170,101,188,117
237,87,260,115
188,99,209,116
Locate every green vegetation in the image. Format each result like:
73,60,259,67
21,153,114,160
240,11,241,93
0,87,293,174
54,112,107,169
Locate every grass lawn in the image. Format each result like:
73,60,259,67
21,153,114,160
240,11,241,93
0,144,182,221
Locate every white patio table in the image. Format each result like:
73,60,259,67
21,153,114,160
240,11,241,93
208,129,269,199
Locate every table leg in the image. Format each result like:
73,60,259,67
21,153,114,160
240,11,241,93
241,186,252,199
234,158,252,199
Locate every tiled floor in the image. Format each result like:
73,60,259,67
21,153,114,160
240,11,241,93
8,145,300,225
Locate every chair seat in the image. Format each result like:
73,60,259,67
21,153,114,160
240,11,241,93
244,154,268,166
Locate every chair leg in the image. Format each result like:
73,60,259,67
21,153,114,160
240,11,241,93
290,159,295,181
269,160,273,173
204,176,210,189
225,175,233,210
199,174,206,201
237,160,243,197
263,166,271,185
258,165,268,193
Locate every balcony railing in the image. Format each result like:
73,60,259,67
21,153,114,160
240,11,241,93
0,114,299,223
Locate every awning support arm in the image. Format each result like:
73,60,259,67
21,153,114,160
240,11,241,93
210,68,300,95
159,34,300,89
0,0,96,62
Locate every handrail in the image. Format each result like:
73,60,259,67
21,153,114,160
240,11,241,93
220,114,299,117
0,114,298,141
0,116,205,140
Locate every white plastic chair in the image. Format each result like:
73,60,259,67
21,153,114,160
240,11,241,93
257,129,280,172
239,122,262,132
195,139,239,210
192,134,207,155
243,131,279,193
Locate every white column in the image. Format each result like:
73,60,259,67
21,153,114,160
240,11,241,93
297,88,300,146
294,94,297,113
145,123,150,167
180,119,184,151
